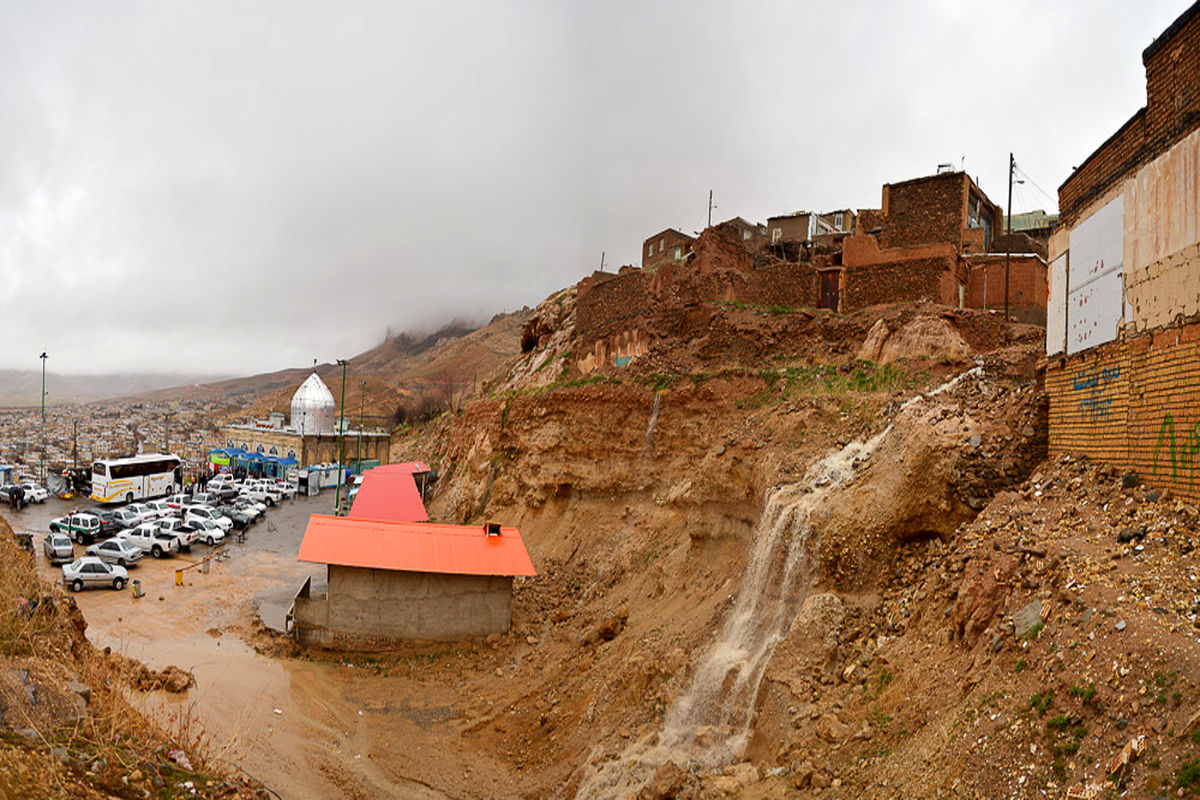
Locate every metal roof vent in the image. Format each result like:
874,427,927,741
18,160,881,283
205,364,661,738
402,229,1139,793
484,522,502,537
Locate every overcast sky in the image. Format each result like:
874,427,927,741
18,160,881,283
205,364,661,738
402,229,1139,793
0,0,1188,376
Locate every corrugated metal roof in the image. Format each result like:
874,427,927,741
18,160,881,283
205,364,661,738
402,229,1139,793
297,515,537,577
348,468,428,522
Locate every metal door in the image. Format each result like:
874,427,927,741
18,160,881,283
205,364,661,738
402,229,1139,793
819,271,840,311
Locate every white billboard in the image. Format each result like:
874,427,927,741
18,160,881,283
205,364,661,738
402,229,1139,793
1069,195,1123,292
1067,269,1123,355
1066,194,1124,355
1046,253,1067,355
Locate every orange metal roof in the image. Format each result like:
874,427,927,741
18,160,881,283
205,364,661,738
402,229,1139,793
372,461,430,475
297,515,537,577
348,469,428,522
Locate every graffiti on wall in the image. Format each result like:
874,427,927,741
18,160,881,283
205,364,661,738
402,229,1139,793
1152,413,1200,489
1073,364,1122,423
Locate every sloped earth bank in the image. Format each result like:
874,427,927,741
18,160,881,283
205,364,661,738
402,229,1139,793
381,307,1055,797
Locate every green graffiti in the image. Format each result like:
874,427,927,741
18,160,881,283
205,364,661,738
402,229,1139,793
1152,413,1200,490
1154,413,1177,479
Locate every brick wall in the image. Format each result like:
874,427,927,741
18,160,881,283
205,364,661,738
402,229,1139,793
841,256,955,310
1047,318,1200,501
1058,111,1147,227
880,173,965,249
1144,3,1200,156
963,256,1047,324
574,256,821,357
1059,4,1200,226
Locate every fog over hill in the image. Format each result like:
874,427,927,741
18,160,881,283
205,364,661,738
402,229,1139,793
0,370,230,408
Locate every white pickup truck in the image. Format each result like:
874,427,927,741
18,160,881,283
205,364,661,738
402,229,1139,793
120,523,181,559
239,481,280,506
153,517,199,551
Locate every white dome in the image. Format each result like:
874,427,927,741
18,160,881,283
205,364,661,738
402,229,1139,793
291,372,336,434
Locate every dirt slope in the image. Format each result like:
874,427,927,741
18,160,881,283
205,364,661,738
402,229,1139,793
359,294,1103,798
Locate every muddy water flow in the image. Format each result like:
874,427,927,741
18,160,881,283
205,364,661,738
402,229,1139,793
576,366,982,797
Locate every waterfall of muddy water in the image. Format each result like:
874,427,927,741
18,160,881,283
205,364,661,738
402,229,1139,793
575,366,981,798
644,392,661,451
575,430,890,798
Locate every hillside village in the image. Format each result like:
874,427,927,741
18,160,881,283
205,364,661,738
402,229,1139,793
0,4,1198,800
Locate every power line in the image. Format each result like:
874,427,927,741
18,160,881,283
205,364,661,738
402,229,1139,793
1012,164,1058,210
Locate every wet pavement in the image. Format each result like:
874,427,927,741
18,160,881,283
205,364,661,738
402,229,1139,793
4,491,448,799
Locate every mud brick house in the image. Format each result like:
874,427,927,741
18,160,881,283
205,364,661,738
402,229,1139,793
1044,1,1200,501
642,228,695,270
721,216,768,247
835,170,1047,322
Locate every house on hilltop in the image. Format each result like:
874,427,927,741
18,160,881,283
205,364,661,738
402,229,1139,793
642,228,695,269
767,210,857,262
1044,1,1200,501
834,170,1047,323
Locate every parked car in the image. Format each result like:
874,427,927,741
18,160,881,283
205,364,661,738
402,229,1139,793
124,502,157,523
109,508,143,529
144,499,173,518
85,537,143,567
164,493,192,511
184,505,233,533
82,508,125,538
62,556,128,592
120,523,181,558
0,485,14,502
239,484,278,506
18,483,48,503
208,473,238,490
271,480,297,500
43,533,74,565
48,513,102,545
153,517,198,551
232,497,265,519
213,504,251,529
207,484,240,501
188,519,226,546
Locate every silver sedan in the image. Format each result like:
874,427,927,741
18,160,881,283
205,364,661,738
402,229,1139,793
62,556,128,592
85,537,143,567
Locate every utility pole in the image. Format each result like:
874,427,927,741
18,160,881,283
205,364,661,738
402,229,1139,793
1004,152,1014,321
707,190,713,228
39,352,47,486
334,358,349,513
356,380,365,472
164,411,173,453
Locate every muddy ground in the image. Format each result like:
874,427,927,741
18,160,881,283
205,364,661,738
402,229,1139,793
14,495,455,800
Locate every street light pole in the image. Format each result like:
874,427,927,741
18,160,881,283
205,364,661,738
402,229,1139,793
334,359,349,512
357,380,365,471
39,352,47,486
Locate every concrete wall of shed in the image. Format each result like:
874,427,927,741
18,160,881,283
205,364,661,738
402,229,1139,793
293,567,512,646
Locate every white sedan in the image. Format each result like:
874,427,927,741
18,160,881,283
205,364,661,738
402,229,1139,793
18,484,48,503
189,519,226,546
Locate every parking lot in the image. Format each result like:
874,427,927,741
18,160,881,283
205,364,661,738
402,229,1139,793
3,491,375,795
13,490,329,633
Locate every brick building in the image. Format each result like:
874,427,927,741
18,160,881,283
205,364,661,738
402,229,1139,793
830,170,1047,320
1044,2,1200,500
642,228,695,270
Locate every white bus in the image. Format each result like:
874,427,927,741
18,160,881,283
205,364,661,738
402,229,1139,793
91,454,183,503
